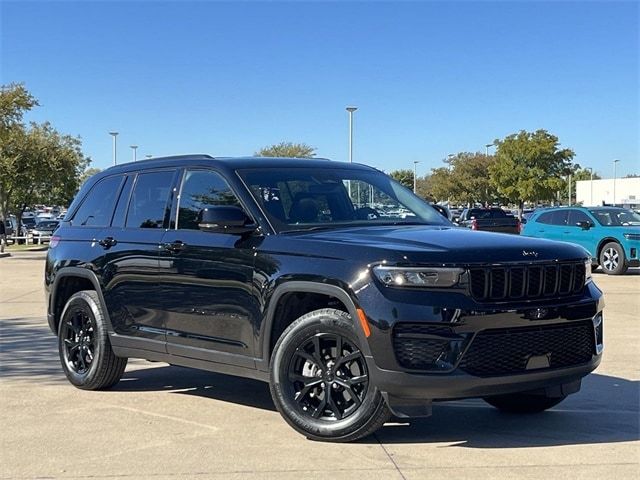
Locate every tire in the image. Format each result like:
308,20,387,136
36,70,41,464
269,308,390,442
483,393,566,413
58,290,127,390
599,241,628,275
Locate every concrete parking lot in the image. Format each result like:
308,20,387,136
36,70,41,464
1,250,638,479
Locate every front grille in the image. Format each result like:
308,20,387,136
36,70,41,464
469,262,585,302
393,324,453,370
458,321,595,377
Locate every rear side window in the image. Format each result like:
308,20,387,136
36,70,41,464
111,176,133,228
538,210,569,226
71,175,123,227
177,170,242,230
126,171,176,229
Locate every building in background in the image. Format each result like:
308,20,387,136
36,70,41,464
576,177,640,208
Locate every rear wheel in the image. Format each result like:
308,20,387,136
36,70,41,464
599,242,627,275
58,290,127,390
269,308,390,442
483,393,566,413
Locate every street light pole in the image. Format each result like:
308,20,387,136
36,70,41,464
485,143,493,156
613,159,620,206
346,106,357,164
130,145,138,162
586,167,593,205
346,106,357,201
413,160,420,194
109,131,119,166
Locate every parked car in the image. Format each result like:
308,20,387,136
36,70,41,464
46,155,603,442
32,220,59,244
457,207,521,234
521,206,640,275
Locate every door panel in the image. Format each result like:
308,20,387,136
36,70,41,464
157,168,261,363
100,169,178,349
159,230,259,359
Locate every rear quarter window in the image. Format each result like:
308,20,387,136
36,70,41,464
70,175,124,227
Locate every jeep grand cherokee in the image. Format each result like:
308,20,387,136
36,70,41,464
45,155,603,442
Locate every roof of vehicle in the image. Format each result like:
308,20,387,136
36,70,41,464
101,155,377,175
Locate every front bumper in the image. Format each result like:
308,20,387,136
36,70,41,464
356,279,604,406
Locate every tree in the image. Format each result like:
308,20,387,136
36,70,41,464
489,130,575,218
415,174,434,201
0,84,90,225
565,167,601,204
389,169,414,189
256,142,316,158
80,167,102,186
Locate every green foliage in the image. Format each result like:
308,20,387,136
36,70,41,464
0,84,90,222
80,167,102,186
563,167,602,204
389,169,414,189
489,129,575,214
429,153,497,204
256,142,316,158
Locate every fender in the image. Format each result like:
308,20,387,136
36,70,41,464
49,267,114,335
256,281,371,372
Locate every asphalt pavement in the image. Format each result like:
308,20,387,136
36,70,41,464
1,250,638,479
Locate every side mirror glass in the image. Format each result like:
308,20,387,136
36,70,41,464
198,206,255,233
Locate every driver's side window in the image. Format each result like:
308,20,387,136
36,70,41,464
177,170,242,230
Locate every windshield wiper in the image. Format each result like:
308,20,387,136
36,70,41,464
281,226,338,234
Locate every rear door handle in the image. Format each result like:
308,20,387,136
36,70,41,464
98,237,117,249
162,240,186,253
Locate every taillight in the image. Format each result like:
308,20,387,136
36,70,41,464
49,235,61,248
471,219,478,230
517,220,523,234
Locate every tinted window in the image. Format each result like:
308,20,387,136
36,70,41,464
126,171,175,229
177,170,242,230
72,175,123,227
111,175,133,228
568,209,592,226
469,208,508,219
536,210,568,225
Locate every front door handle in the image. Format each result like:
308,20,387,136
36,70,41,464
98,237,117,249
162,240,186,253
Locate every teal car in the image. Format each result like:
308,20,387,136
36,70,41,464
521,206,640,275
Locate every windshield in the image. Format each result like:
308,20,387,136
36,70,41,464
589,208,640,226
239,167,450,232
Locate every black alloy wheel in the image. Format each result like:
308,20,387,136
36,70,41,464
287,332,369,421
58,290,127,390
60,308,96,375
269,308,390,442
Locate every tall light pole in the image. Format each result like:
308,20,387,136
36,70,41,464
586,167,593,205
346,106,357,163
613,159,620,205
130,145,138,162
109,131,118,166
485,143,493,156
413,160,420,194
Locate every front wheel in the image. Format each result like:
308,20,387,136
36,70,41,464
599,242,628,275
483,393,566,413
58,290,127,390
269,308,390,442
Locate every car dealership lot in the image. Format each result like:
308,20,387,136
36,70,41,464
1,251,638,480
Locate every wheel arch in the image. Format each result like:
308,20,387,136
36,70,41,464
596,237,624,264
50,267,113,335
257,281,370,371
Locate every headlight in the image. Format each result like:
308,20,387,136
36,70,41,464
585,259,592,284
373,266,464,287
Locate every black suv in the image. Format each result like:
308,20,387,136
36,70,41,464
46,155,604,442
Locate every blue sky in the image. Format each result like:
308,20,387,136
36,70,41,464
2,0,638,177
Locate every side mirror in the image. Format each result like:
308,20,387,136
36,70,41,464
576,221,592,230
198,206,256,234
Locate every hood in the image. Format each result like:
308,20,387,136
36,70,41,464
289,225,589,264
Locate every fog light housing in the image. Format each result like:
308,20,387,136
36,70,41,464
593,313,604,354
